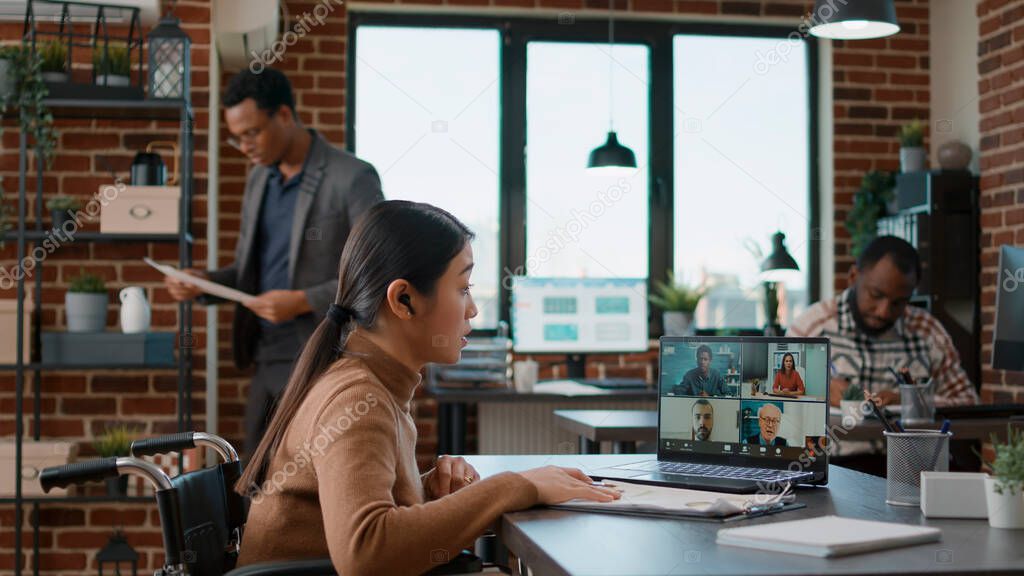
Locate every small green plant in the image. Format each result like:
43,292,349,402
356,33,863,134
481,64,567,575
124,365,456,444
845,170,896,258
92,424,140,458
649,271,704,313
0,45,21,60
68,268,106,294
37,40,67,74
899,119,925,148
46,195,81,212
92,45,130,76
841,383,865,402
988,425,1024,495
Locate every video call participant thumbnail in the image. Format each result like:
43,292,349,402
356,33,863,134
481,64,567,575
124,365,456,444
745,403,788,447
672,344,732,397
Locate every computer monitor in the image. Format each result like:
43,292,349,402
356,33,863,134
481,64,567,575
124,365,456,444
993,245,1024,371
510,277,649,378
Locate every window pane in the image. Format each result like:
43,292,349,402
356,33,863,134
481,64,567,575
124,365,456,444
673,35,810,329
526,41,649,279
354,26,501,328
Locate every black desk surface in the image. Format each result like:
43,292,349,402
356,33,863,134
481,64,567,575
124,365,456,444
463,454,1024,576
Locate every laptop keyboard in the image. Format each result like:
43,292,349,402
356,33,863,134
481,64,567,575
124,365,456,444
619,460,807,481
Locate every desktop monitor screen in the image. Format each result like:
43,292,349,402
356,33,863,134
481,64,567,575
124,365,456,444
993,245,1024,371
658,337,831,482
511,277,649,354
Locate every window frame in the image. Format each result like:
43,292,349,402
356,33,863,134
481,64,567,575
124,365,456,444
347,13,820,336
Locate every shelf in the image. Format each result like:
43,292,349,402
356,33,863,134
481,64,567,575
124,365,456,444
0,362,178,371
3,231,193,243
45,98,192,121
0,495,154,504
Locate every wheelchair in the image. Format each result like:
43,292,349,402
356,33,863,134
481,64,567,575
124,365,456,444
40,432,487,575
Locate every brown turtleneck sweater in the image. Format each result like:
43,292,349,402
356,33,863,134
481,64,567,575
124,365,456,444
236,329,539,575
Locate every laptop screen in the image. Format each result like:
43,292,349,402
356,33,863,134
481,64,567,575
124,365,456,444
659,337,830,471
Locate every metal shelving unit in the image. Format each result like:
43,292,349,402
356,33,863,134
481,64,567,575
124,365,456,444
4,97,194,576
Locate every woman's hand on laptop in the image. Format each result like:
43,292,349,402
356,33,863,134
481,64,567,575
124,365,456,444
519,466,622,504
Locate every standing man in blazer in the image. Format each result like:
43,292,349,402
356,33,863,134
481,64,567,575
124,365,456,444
163,68,383,455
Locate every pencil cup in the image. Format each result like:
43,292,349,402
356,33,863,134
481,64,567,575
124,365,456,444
513,360,538,393
899,379,935,425
884,429,952,507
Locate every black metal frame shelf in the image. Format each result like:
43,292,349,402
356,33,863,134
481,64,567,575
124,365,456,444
5,95,194,576
3,231,193,243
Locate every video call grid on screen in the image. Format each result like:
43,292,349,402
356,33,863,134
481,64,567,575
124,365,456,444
510,277,649,353
658,338,830,461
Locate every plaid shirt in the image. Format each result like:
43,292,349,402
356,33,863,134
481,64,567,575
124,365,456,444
788,288,977,406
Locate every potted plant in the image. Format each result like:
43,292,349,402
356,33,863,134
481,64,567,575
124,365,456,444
92,45,130,87
92,424,139,497
65,269,108,333
46,195,81,230
38,40,68,83
984,425,1024,529
649,271,704,336
899,119,926,173
845,170,896,257
839,383,866,424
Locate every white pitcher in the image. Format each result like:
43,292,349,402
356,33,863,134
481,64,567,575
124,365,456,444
119,286,151,334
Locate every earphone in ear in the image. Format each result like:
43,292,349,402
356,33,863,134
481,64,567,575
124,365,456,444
398,294,415,316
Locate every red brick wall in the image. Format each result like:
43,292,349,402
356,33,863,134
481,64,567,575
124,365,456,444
977,0,1024,404
0,0,962,573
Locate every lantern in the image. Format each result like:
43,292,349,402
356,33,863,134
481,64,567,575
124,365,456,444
97,530,138,576
147,16,190,100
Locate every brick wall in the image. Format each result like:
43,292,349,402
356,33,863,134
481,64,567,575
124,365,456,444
0,0,985,573
977,0,1024,404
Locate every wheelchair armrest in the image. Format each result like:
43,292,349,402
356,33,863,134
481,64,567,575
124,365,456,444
224,558,337,576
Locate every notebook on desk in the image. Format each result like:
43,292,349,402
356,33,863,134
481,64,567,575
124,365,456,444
716,515,941,557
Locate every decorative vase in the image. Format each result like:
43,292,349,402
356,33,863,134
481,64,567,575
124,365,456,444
937,140,972,171
105,475,129,498
119,287,151,334
65,291,108,333
0,58,12,101
985,477,1024,529
96,74,130,87
840,400,866,425
900,146,927,173
662,311,694,336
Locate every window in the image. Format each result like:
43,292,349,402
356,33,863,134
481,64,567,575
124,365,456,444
525,41,650,279
349,16,818,333
353,26,501,328
673,35,811,329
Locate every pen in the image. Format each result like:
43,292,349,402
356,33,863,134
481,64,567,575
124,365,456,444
939,419,951,434
894,419,905,433
868,397,896,433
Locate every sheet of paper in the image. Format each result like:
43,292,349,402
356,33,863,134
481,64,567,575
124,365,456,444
551,480,755,518
144,257,255,305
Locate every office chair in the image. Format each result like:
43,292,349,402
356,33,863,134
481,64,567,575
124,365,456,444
39,432,484,575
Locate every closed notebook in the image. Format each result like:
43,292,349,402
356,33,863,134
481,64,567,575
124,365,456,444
716,515,941,557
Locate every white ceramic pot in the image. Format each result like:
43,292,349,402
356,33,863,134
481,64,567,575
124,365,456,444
119,286,151,334
985,476,1024,529
840,400,866,425
663,311,694,336
96,74,130,87
41,71,68,83
65,292,108,333
900,146,927,173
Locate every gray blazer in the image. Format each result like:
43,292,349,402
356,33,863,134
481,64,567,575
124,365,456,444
202,130,383,370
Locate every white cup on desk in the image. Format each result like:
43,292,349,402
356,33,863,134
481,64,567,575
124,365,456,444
513,360,538,393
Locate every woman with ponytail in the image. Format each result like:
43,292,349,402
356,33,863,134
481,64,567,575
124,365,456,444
234,201,619,575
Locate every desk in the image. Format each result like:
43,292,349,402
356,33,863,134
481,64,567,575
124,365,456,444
429,381,657,455
553,410,658,454
545,408,1016,447
464,454,1024,575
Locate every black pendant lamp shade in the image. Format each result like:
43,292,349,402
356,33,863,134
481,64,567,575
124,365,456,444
808,0,900,40
588,131,637,172
761,231,800,274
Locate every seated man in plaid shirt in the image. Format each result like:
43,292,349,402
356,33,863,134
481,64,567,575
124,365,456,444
788,235,978,409
788,236,977,475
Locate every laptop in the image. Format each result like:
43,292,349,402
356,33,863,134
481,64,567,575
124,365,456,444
592,336,831,494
